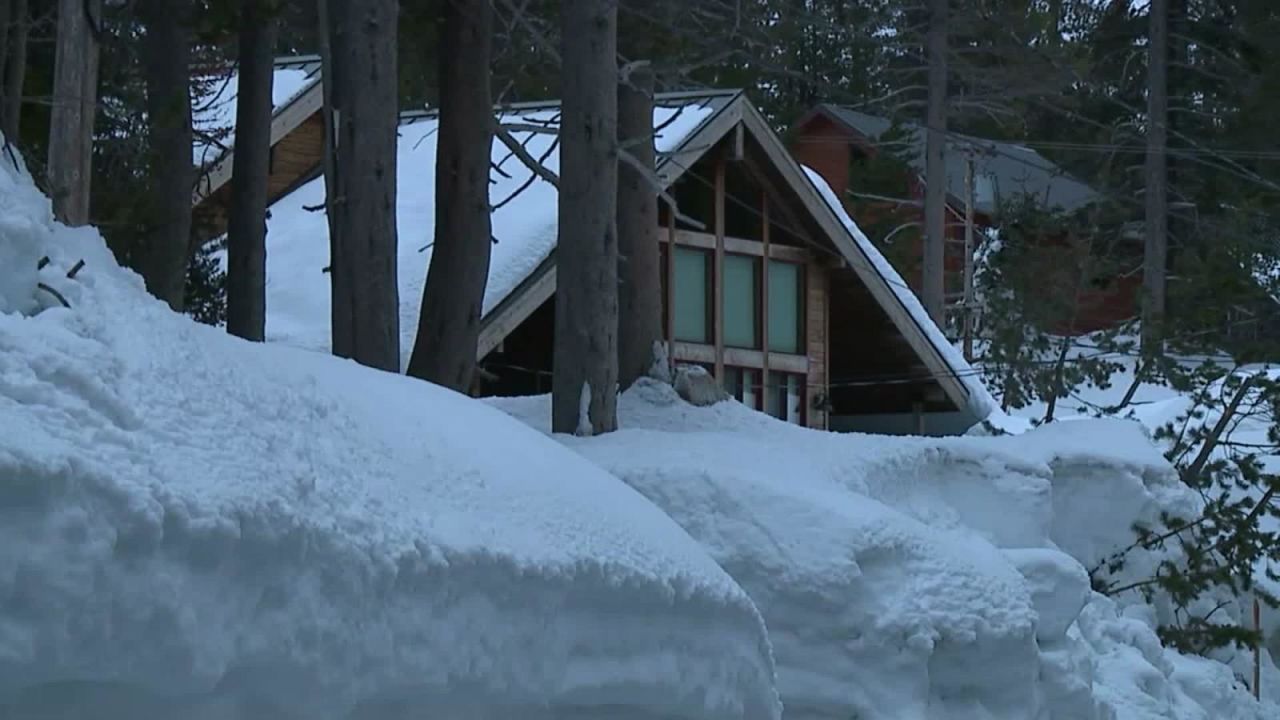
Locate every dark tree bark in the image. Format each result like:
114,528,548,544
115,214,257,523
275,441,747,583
616,62,661,391
319,0,400,371
0,0,10,118
1143,0,1168,351
316,0,344,351
1,0,27,140
922,0,947,326
138,0,193,310
47,0,101,226
225,0,277,341
407,0,492,392
552,0,618,435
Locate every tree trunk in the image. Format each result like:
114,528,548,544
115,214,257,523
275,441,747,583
1,0,27,141
316,0,346,355
553,0,618,435
616,62,661,391
320,0,400,371
47,0,101,226
922,0,948,326
1143,0,1168,351
0,0,10,120
407,0,492,392
225,0,277,341
138,0,193,310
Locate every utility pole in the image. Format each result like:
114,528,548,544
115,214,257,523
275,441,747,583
1143,0,1168,352
923,0,948,326
962,152,975,361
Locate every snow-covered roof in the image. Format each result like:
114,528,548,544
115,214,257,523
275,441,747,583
259,91,735,369
802,166,998,420
253,87,993,424
0,142,780,718
812,105,1098,217
192,55,322,168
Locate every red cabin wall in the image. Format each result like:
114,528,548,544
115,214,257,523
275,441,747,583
789,111,1137,336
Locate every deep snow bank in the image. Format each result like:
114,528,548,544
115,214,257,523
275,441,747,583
493,383,1276,720
0,150,779,719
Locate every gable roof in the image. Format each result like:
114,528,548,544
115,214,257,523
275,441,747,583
192,56,324,204
248,90,994,422
805,104,1097,218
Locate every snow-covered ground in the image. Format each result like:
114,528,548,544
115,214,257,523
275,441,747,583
0,145,780,718
492,385,1280,719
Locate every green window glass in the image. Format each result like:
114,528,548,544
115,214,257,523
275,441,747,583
768,260,802,353
674,247,710,343
723,254,759,348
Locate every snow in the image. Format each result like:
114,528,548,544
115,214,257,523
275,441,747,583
192,63,318,167
0,145,780,718
491,383,1277,719
576,381,593,436
0,148,44,314
801,165,999,423
251,101,716,370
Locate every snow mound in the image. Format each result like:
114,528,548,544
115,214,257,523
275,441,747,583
0,148,47,314
492,383,1276,720
0,149,779,719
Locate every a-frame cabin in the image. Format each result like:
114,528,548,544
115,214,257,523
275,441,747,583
192,77,995,435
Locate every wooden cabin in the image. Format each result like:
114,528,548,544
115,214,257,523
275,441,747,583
193,79,995,435
790,105,1139,335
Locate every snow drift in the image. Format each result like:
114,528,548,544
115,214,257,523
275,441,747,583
0,147,780,719
493,384,1278,720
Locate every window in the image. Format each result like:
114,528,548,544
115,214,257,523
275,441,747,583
674,246,711,343
723,254,760,348
768,260,802,353
765,372,803,425
723,366,759,409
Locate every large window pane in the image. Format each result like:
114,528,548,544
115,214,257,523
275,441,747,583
723,254,759,348
674,247,710,343
768,260,802,353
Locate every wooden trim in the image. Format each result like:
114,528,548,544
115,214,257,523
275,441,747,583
477,256,556,359
761,192,770,381
722,348,809,374
714,159,726,381
666,228,807,262
665,201,677,372
672,341,716,365
670,229,716,250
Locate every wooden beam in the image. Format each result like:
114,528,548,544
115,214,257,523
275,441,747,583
732,121,745,161
665,228,807,262
666,200,677,372
672,341,716,365
761,191,770,381
714,158,726,381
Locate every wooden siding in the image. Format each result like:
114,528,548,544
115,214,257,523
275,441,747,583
193,111,326,244
806,258,829,430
